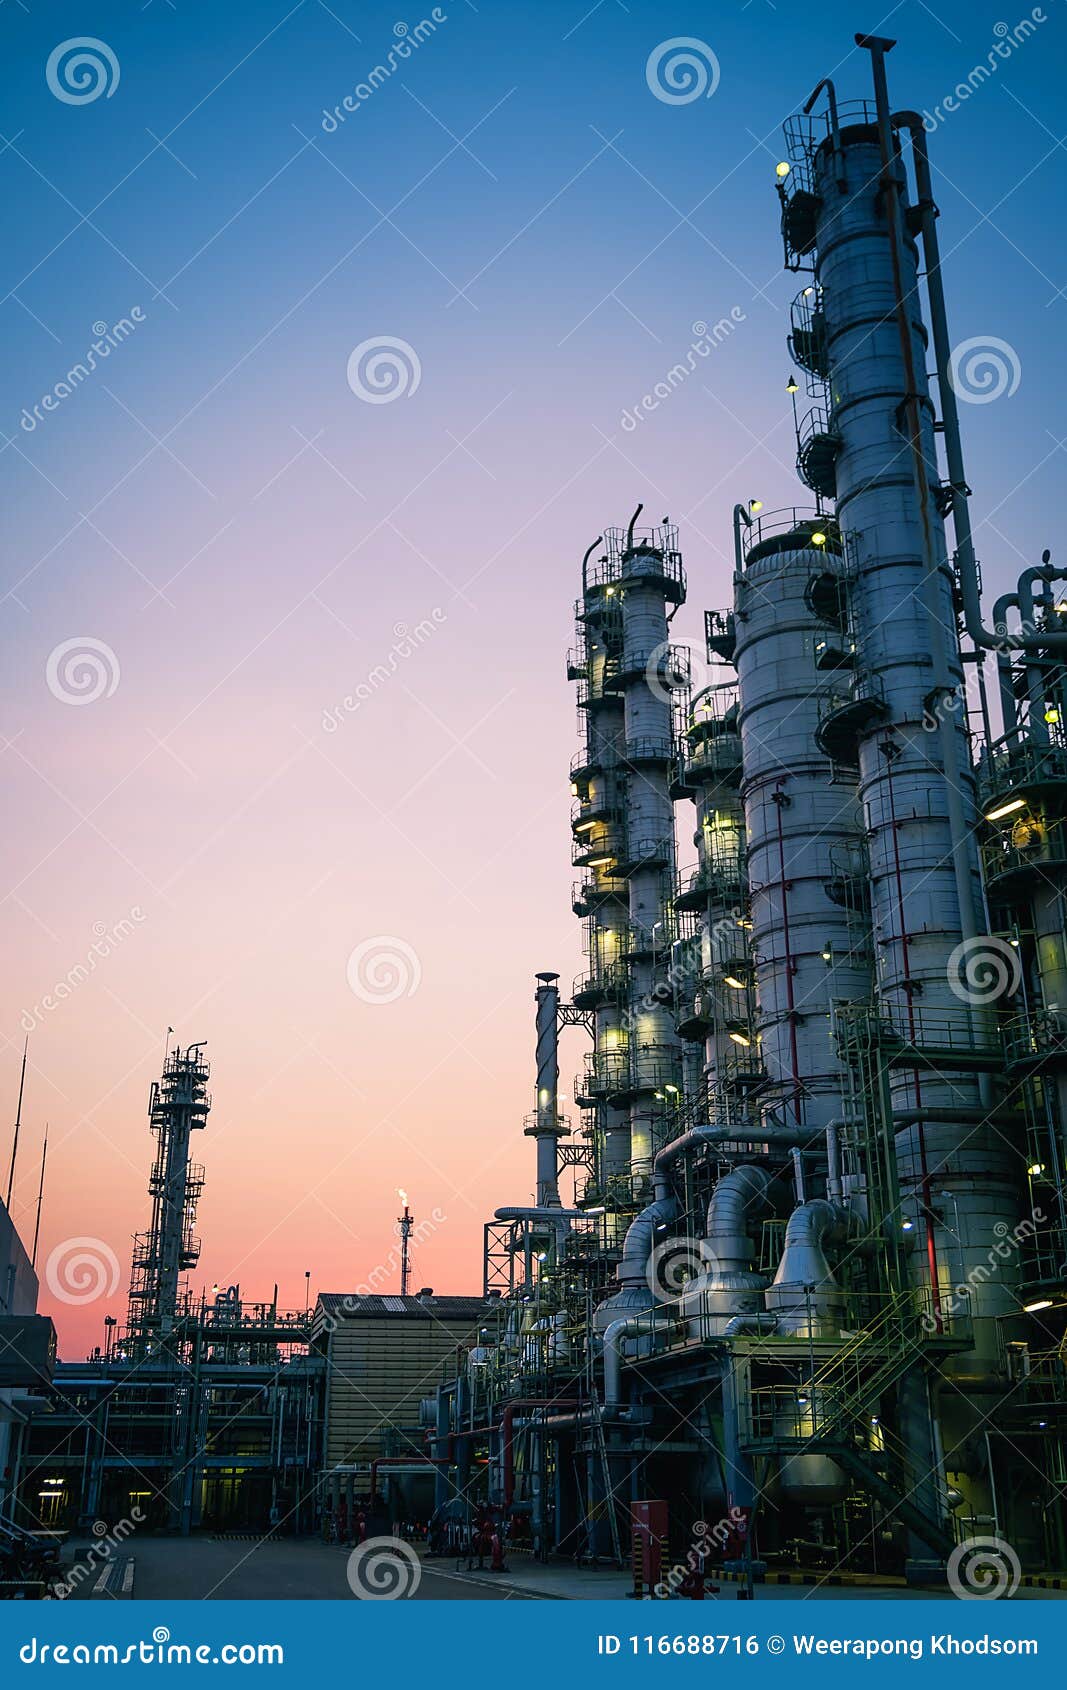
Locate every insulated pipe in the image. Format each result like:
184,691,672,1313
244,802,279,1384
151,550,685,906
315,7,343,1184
617,1195,677,1288
704,1165,779,1264
501,1397,576,1506
993,591,1020,741
723,1313,778,1337
896,111,1067,657
603,1313,674,1408
653,1125,818,1198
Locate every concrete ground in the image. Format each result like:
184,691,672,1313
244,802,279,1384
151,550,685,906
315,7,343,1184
53,1537,1067,1602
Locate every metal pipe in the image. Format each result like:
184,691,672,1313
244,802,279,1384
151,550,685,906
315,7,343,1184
993,591,1020,741
501,1397,576,1505
625,503,643,554
895,110,1067,655
603,1313,673,1408
580,534,603,595
531,972,562,1207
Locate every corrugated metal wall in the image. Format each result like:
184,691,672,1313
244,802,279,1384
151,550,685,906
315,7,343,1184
325,1313,481,1467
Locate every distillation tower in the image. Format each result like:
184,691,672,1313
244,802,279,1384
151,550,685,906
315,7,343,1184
436,35,1065,1584
125,1043,210,1357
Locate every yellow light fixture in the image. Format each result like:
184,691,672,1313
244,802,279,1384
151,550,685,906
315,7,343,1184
605,586,615,597
723,974,746,990
587,855,615,868
749,499,763,512
574,820,596,833
803,286,814,297
776,161,791,178
811,531,827,547
985,797,1027,821
665,1083,679,1095
729,1030,751,1046
786,374,799,394
1024,1298,1053,1313
1046,706,1060,725
1028,1162,1045,1177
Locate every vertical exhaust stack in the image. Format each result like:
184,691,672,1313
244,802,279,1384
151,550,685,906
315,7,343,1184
525,972,565,1207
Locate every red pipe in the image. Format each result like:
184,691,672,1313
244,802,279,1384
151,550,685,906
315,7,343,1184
501,1397,577,1506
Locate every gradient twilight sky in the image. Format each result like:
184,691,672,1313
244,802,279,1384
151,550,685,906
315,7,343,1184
2,0,1064,1356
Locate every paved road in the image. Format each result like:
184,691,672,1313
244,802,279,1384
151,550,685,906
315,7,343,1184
62,1536,531,1601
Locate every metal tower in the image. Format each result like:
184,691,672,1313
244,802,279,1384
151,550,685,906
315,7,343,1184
125,1043,209,1356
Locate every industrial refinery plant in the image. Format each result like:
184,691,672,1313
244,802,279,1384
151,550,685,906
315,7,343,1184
2,34,1065,1599
427,35,1067,1590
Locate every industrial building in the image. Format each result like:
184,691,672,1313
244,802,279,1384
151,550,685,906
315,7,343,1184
426,38,1067,1586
